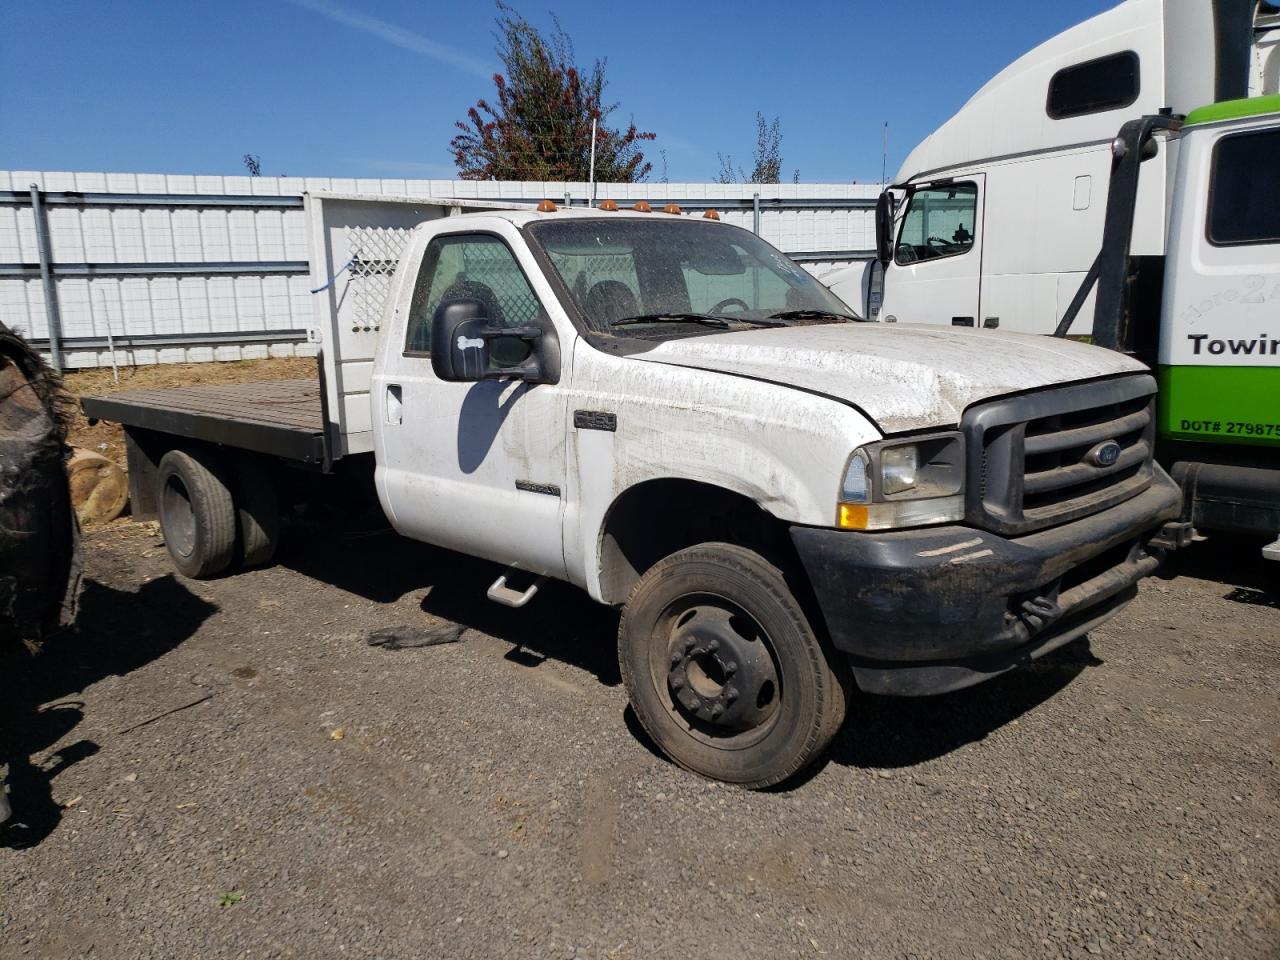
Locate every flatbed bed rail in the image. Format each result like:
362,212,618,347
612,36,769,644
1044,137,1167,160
81,378,328,466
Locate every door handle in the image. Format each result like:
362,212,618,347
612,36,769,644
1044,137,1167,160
386,384,403,424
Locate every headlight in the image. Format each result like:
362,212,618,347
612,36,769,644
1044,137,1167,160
837,433,965,530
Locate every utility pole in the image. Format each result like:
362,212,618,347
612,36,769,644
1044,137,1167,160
588,117,598,207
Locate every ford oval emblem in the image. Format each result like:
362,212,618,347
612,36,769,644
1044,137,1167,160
1088,440,1122,467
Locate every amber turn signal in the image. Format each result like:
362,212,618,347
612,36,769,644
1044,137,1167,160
836,503,869,530
536,199,557,212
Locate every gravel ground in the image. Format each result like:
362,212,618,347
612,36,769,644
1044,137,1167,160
1,518,1276,960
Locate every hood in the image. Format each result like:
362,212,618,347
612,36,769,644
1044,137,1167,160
631,323,1147,434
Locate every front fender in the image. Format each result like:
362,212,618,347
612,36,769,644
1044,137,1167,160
564,342,880,600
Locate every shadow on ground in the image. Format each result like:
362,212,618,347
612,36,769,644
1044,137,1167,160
1156,533,1278,602
279,517,621,686
1,576,215,849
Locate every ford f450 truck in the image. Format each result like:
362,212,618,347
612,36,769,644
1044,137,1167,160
83,194,1181,787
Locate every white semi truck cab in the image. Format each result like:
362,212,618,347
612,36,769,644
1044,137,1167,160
84,200,1181,787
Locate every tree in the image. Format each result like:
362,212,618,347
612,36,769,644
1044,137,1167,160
714,113,797,184
451,3,655,182
242,154,261,177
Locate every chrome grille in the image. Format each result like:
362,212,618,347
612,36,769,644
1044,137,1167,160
962,375,1157,536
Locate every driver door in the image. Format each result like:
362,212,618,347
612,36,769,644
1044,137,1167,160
373,229,569,578
880,174,984,329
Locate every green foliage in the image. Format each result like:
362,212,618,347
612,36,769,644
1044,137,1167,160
451,2,655,182
715,113,795,185
217,891,245,908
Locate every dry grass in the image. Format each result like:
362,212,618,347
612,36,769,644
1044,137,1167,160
64,356,317,465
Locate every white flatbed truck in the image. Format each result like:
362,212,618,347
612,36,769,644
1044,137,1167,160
84,192,1181,787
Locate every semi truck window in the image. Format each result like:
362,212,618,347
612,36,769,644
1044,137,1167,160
894,183,978,265
1207,128,1280,246
1046,51,1140,119
405,234,542,354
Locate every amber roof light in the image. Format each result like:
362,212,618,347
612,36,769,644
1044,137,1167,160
703,209,721,220
663,203,682,215
632,200,652,212
599,199,619,211
536,199,557,212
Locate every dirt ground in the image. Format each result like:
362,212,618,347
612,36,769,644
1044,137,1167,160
65,358,316,467
1,505,1277,959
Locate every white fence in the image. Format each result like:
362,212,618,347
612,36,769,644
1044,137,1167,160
0,170,878,369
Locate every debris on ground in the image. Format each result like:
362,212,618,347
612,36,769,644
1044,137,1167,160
367,623,465,650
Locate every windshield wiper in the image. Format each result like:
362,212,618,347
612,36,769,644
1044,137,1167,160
611,313,730,329
768,309,865,323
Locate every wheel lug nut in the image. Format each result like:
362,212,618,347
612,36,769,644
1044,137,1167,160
725,685,739,704
709,704,724,719
669,652,682,668
725,660,738,675
706,639,719,652
670,675,684,691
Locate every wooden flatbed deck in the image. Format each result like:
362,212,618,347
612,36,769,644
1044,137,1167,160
81,379,329,465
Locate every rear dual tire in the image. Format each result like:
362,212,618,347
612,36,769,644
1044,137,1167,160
156,448,279,579
619,542,850,789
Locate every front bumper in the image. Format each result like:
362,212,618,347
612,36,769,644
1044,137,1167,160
791,468,1182,696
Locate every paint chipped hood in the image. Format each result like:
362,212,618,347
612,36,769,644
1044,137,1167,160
632,323,1148,434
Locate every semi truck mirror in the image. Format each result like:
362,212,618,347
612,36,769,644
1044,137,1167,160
875,192,895,263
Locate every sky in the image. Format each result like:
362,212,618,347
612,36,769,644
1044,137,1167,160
1,0,1117,184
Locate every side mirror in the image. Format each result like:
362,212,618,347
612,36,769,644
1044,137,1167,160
875,191,895,263
430,298,560,385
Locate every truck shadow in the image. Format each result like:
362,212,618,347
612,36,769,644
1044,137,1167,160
1156,534,1278,606
278,519,622,686
817,638,1097,781
1,576,215,849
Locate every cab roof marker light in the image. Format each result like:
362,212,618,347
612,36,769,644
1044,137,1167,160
703,209,721,220
632,200,652,213
663,203,682,215
599,199,619,211
536,199,557,213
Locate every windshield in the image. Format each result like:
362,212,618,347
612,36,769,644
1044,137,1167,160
526,218,857,338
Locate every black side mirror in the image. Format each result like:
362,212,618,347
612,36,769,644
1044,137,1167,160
875,191,895,263
430,298,560,385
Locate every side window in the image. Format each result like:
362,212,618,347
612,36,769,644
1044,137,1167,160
894,183,978,265
1207,128,1280,246
1046,51,1140,120
405,234,543,354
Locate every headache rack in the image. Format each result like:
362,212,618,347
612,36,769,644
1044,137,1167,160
962,375,1157,536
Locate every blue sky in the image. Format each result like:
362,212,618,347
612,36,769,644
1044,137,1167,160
2,0,1115,183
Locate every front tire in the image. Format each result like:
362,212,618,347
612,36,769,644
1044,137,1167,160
619,543,849,788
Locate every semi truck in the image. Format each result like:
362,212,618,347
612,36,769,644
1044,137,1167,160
83,192,1181,787
825,0,1280,560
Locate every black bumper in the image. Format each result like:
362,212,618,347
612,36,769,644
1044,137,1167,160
791,470,1182,697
